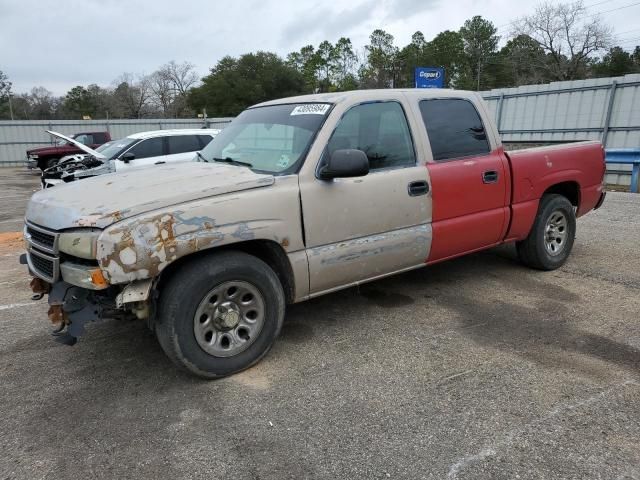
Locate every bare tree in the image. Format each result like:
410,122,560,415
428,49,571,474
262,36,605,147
150,61,198,116
514,1,612,80
163,61,198,96
148,70,174,117
112,73,152,118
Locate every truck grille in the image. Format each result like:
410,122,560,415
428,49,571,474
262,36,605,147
30,250,56,280
26,225,56,251
25,222,60,283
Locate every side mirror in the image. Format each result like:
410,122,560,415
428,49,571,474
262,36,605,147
319,149,369,180
120,152,135,163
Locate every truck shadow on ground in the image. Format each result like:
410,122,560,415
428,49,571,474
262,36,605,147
284,245,640,378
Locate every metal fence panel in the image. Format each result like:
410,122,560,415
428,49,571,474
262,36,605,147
482,73,640,148
0,118,233,166
482,74,640,187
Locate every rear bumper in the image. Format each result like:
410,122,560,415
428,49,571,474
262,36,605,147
594,191,606,210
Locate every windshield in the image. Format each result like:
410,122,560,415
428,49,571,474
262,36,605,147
199,103,331,174
96,138,138,159
55,137,71,146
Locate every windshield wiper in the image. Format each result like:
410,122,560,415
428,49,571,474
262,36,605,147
212,156,253,168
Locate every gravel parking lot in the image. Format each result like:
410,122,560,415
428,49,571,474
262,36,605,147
1,168,639,480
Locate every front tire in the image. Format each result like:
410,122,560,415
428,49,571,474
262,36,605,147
38,158,58,171
155,251,285,379
516,194,576,270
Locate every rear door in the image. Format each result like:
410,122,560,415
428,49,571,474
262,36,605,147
163,135,207,164
419,98,509,262
300,100,431,295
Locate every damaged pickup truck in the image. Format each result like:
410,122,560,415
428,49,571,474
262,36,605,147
41,129,220,187
21,89,606,378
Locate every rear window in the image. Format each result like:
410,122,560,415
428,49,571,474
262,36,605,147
167,135,202,155
92,132,109,144
197,135,214,149
419,98,490,161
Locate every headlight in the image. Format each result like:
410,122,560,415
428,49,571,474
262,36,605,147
58,230,100,259
29,154,39,159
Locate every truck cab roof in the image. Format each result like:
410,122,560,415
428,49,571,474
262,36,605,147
254,88,483,108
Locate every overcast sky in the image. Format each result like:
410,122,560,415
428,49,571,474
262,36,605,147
1,0,639,96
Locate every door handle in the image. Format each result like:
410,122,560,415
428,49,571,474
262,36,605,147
154,161,166,165
408,180,429,196
482,170,499,184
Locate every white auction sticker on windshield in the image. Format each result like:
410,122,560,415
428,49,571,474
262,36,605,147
290,104,330,116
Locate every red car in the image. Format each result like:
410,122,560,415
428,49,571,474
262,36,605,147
25,131,111,171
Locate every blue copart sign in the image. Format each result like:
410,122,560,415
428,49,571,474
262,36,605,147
415,67,445,88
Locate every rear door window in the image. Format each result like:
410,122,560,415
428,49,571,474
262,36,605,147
419,99,490,161
167,135,202,155
127,137,165,159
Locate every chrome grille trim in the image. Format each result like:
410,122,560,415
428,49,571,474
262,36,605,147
26,247,60,283
24,221,61,282
24,221,59,255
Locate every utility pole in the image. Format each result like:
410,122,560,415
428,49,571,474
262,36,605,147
8,93,14,120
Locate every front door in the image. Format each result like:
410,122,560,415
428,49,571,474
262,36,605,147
117,137,166,171
418,98,510,262
299,100,432,295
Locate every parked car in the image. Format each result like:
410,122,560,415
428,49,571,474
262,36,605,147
21,89,606,378
26,131,111,171
41,129,220,187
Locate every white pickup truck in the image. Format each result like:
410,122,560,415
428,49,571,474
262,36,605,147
22,89,606,378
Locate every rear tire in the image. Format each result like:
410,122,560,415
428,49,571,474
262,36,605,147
155,251,285,379
516,194,576,270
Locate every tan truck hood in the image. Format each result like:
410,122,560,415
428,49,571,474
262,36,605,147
25,162,275,230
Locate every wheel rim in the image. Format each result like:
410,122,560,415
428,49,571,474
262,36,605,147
193,280,265,358
544,210,568,256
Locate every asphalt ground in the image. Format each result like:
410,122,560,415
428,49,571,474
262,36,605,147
1,167,639,479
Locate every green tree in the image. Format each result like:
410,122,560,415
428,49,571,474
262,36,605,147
0,69,12,119
332,37,358,90
426,30,469,88
592,46,639,77
188,51,306,117
287,45,321,93
460,16,499,90
396,31,429,87
360,29,399,88
63,86,94,118
633,46,640,67
490,34,550,88
316,40,338,92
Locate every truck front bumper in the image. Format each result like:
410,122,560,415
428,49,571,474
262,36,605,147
21,253,152,344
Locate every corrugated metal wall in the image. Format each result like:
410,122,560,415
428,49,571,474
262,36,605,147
0,118,233,166
482,73,640,186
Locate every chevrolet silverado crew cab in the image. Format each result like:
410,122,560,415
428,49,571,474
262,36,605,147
41,129,220,187
26,131,111,171
21,89,606,378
